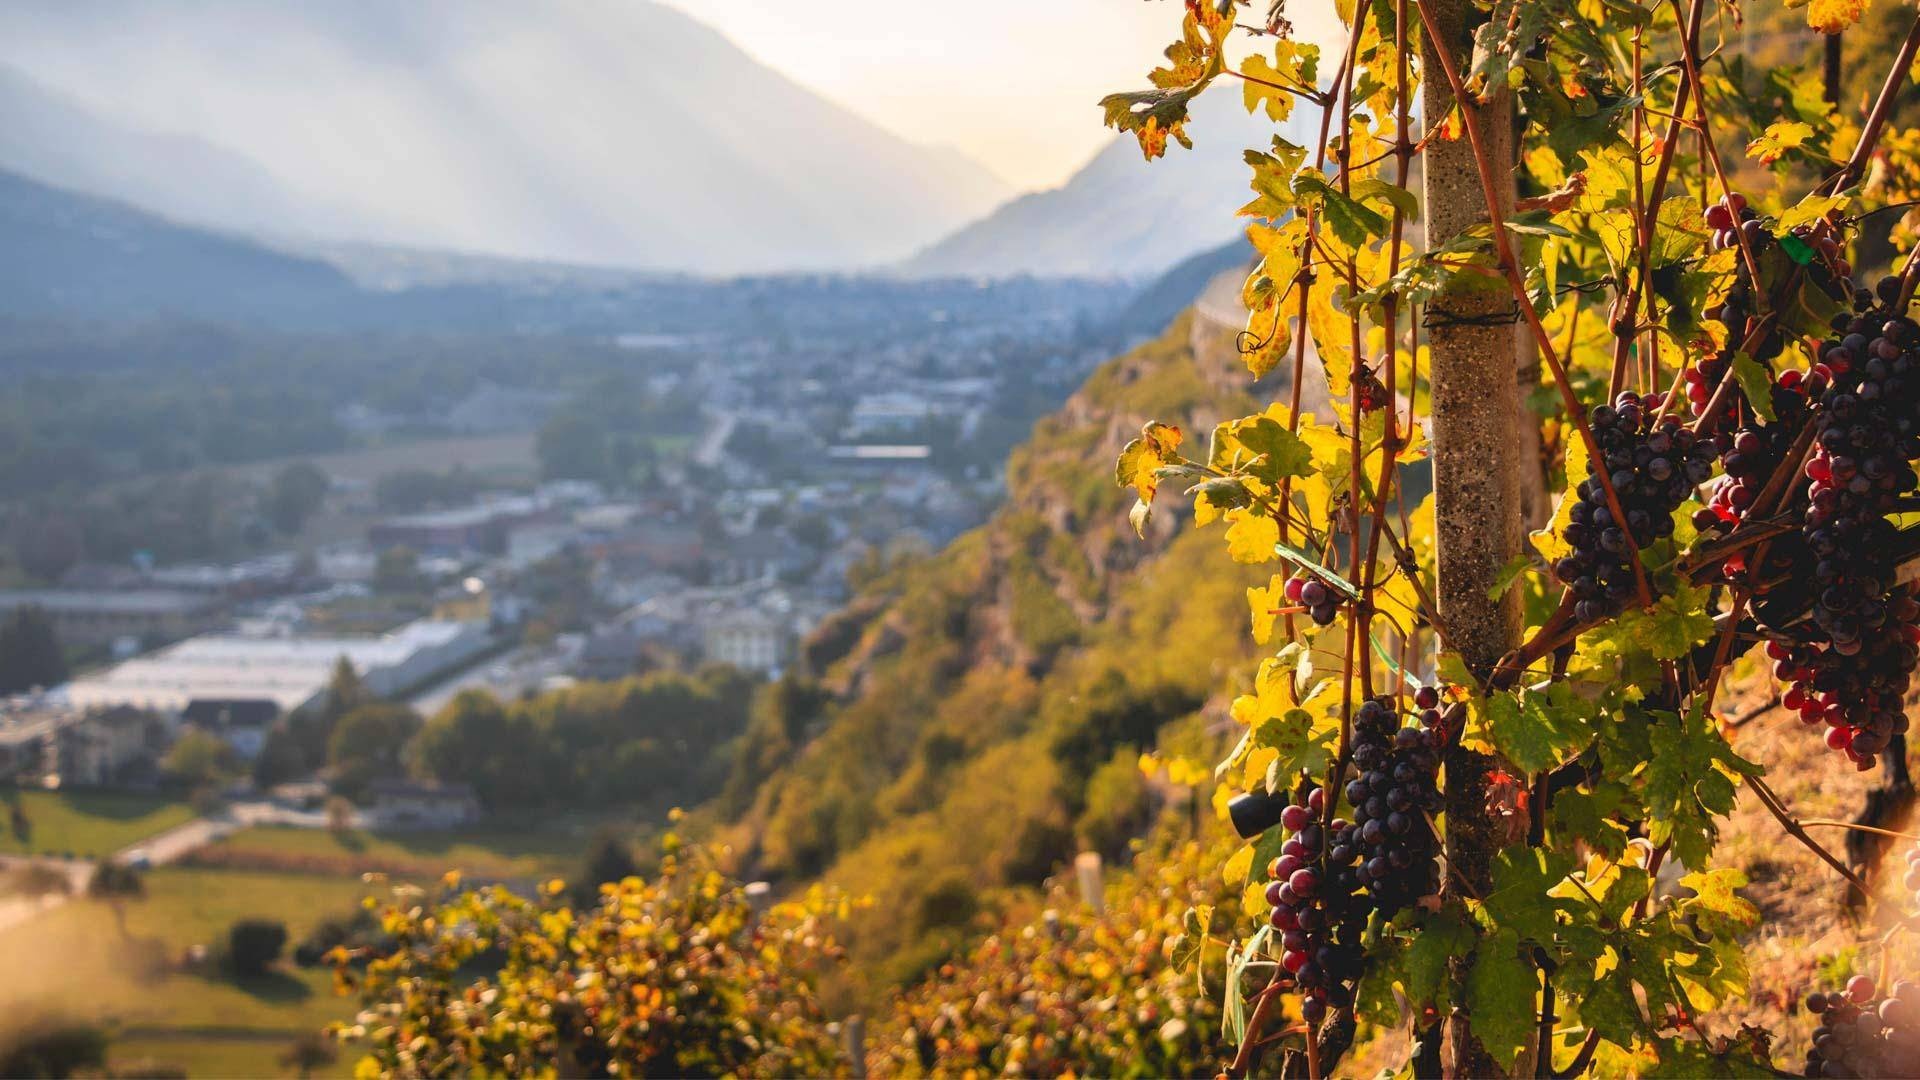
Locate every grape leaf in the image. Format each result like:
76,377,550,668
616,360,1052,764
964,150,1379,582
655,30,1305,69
1464,929,1537,1069
1225,511,1281,563
1482,681,1592,777
1484,848,1578,944
1641,704,1760,868
1401,906,1474,1011
1746,120,1814,164
1099,8,1228,159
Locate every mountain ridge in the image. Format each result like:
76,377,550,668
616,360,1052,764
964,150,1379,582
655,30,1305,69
0,0,1013,274
901,96,1306,279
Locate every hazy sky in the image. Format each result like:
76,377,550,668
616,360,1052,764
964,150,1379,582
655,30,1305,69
653,0,1341,191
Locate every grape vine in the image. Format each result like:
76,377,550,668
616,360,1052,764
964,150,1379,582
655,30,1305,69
1109,0,1920,1075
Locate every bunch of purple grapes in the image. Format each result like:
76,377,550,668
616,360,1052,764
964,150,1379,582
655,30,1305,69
1802,975,1920,1077
1555,390,1717,621
1264,787,1364,1024
1697,382,1811,539
1283,571,1341,627
1343,689,1443,915
1264,686,1450,1025
1782,285,1920,764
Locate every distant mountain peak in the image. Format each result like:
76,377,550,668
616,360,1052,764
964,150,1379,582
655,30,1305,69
902,94,1309,280
0,1,1014,274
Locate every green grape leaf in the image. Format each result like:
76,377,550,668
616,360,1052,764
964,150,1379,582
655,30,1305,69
1464,929,1537,1069
1548,777,1634,858
1401,906,1474,1011
1483,847,1578,944
1596,577,1716,661
1642,704,1761,868
1291,173,1389,246
1241,139,1309,220
1484,683,1591,776
1729,352,1775,422
1487,553,1535,601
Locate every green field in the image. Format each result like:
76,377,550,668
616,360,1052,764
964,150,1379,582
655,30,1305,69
199,823,587,881
0,866,375,1078
0,789,195,859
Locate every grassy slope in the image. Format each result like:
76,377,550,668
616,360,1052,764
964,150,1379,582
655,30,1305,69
195,823,583,881
0,866,372,1077
0,789,195,859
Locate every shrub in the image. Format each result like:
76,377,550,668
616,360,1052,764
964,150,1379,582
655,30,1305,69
227,918,288,976
336,836,849,1078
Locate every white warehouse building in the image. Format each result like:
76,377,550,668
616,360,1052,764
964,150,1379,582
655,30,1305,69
65,619,492,714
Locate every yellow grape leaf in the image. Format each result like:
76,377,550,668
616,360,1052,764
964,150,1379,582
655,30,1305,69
1249,574,1289,645
1223,842,1254,887
1242,880,1270,919
1115,421,1185,535
1240,298,1295,380
1530,424,1588,564
1166,756,1213,787
1747,120,1815,164
1808,0,1867,33
1240,41,1319,121
1242,220,1306,376
1225,510,1281,563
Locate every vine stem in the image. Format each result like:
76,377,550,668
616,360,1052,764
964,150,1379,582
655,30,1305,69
1408,0,1653,613
1228,971,1284,1078
1609,0,1704,399
1744,773,1872,897
1802,819,1920,843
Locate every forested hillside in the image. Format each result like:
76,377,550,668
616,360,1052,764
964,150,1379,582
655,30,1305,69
714,310,1289,983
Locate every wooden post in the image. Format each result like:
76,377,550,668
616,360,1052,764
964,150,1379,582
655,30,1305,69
843,1015,867,1079
1074,851,1105,913
1419,0,1535,1075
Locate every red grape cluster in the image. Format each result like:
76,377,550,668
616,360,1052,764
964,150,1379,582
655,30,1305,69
1283,571,1342,627
1264,787,1363,1025
1802,975,1920,1077
1768,594,1919,768
1555,390,1717,621
1343,690,1443,914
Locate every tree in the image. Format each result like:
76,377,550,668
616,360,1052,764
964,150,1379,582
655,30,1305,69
1106,0,1916,1074
279,1033,337,1079
0,605,67,694
408,689,542,807
0,1017,108,1079
85,859,144,939
9,512,84,583
226,918,288,976
326,702,421,800
160,728,239,789
569,827,639,907
535,410,607,482
263,461,330,536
